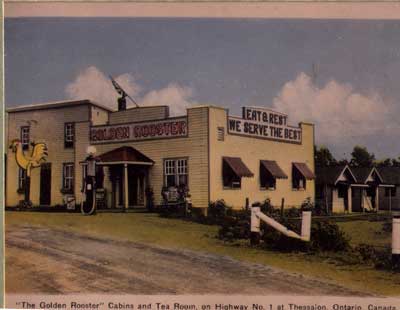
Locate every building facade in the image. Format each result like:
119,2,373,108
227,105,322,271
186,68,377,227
316,165,399,213
6,100,315,211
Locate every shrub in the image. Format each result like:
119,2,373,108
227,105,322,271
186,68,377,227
208,200,232,223
355,243,392,270
382,221,392,233
218,209,251,241
310,221,350,252
260,217,308,252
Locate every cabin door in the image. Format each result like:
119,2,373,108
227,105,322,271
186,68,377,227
40,163,52,205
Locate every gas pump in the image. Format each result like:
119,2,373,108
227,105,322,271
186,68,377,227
81,146,97,215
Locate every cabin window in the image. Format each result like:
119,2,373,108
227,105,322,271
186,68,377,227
338,186,347,198
260,166,276,190
217,127,225,141
64,123,75,148
62,163,74,193
20,126,30,150
164,158,188,188
18,168,26,192
385,187,397,197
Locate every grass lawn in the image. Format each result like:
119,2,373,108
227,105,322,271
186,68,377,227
337,220,391,247
5,211,400,296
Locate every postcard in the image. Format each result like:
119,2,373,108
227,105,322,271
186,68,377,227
3,2,400,309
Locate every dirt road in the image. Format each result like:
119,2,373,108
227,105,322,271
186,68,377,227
6,225,366,295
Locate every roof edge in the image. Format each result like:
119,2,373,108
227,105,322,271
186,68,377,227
6,99,114,113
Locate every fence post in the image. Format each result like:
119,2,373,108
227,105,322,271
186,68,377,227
392,215,400,271
301,211,312,242
250,203,261,245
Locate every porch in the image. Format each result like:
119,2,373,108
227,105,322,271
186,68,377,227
84,146,154,210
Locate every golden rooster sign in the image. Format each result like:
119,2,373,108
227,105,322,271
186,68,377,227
10,140,48,176
9,139,48,205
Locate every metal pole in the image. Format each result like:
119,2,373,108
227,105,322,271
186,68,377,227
392,215,400,271
124,164,129,211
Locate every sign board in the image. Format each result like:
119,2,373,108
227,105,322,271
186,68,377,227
227,107,302,143
90,117,188,144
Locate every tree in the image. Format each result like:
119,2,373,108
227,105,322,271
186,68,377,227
393,157,400,167
315,145,337,167
350,145,375,167
375,158,392,167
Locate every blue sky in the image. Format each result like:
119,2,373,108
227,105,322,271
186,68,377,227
5,17,400,159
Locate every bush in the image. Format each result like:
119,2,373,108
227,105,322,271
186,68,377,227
355,243,392,270
218,209,251,242
208,200,232,224
260,218,308,252
310,221,350,252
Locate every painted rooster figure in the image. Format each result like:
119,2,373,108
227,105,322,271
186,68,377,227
9,139,48,177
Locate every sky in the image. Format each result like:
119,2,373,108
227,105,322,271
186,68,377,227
5,17,400,160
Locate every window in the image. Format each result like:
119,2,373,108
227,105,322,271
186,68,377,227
292,167,306,190
18,168,26,192
260,166,276,190
223,161,241,189
62,163,74,193
64,123,75,148
164,158,188,188
338,186,347,198
20,126,30,150
217,127,225,141
385,187,397,197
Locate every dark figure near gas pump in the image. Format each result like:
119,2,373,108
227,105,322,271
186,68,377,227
81,152,98,215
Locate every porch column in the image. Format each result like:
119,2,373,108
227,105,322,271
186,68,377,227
376,186,379,211
124,163,129,210
362,189,365,212
348,186,352,213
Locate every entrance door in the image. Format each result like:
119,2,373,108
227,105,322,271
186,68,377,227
40,163,51,205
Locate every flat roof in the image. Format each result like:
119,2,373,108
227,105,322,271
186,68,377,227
6,99,114,113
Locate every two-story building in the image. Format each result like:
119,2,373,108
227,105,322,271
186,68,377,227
6,99,315,211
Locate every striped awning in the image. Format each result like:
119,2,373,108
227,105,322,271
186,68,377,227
223,157,254,178
260,160,288,179
293,162,315,180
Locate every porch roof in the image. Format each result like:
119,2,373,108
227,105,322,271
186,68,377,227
352,167,383,184
377,167,400,185
316,165,357,185
97,146,154,165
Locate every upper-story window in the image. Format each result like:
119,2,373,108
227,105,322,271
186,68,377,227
64,123,75,148
20,126,30,150
164,158,188,188
217,127,225,141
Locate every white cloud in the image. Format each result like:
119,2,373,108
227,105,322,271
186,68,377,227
140,83,195,116
272,72,400,146
65,66,195,116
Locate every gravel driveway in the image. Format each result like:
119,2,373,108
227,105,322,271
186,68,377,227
6,225,367,295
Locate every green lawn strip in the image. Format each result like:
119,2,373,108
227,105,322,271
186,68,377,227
5,212,400,296
337,220,391,247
